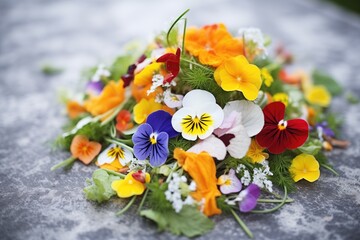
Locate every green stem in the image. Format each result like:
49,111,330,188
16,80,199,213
230,209,253,238
216,161,226,170
137,188,149,213
105,137,134,150
181,17,187,55
180,58,213,72
166,9,190,47
251,186,288,214
166,162,178,183
320,164,339,176
51,156,76,171
102,169,126,178
116,196,137,216
257,198,293,203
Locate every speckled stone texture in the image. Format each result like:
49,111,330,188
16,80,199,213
0,0,359,239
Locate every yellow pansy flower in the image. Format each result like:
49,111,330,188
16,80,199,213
261,68,273,87
272,93,289,107
214,55,262,100
305,85,331,107
246,139,269,163
111,171,151,198
133,98,162,124
289,153,320,182
134,62,162,86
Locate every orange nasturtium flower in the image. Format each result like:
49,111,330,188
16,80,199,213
116,110,133,132
84,80,125,116
185,23,244,67
70,135,102,164
214,55,262,100
66,100,86,119
111,171,151,198
174,148,222,216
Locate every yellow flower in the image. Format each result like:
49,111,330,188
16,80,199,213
214,55,262,100
134,62,162,86
133,98,162,124
272,93,289,107
261,68,273,87
289,153,320,182
305,85,331,107
246,139,269,163
111,171,150,198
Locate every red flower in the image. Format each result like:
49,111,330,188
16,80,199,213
156,48,181,84
116,110,133,132
256,102,309,154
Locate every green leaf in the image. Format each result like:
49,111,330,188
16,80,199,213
141,205,214,237
110,55,135,81
312,70,342,96
298,138,322,155
83,169,120,203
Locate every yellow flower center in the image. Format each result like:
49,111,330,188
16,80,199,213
108,146,125,160
278,119,287,131
149,134,157,145
224,179,232,186
181,113,213,135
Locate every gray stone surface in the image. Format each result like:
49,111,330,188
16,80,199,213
1,0,360,239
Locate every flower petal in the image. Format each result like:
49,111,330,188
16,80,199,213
146,110,179,138
97,144,116,165
187,135,227,160
182,89,216,108
263,101,286,125
132,124,153,160
227,126,251,158
239,184,260,212
149,132,169,167
224,100,264,137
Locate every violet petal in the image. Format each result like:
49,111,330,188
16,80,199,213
149,132,169,166
146,110,179,138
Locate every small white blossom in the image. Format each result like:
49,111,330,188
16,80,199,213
241,170,251,186
236,164,246,173
189,181,197,191
91,64,110,82
238,28,267,58
147,74,164,96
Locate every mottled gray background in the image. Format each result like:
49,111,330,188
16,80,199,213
1,0,360,239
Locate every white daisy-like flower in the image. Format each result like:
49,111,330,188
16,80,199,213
171,89,224,141
97,144,133,166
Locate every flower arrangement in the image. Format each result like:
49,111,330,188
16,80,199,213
52,10,349,238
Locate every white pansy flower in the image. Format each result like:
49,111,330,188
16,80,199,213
97,144,133,166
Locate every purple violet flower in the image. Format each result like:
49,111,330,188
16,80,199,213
86,81,104,96
132,110,179,166
316,122,335,138
238,184,260,212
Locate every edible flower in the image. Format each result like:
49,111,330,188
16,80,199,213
171,89,224,141
163,89,183,108
84,80,125,116
214,55,262,100
70,135,101,164
289,153,320,182
305,85,331,107
116,110,133,132
97,143,133,167
272,93,289,107
261,68,273,87
189,100,264,160
217,169,242,194
111,170,150,198
133,98,162,124
174,148,222,216
86,81,104,96
246,139,269,163
237,184,260,212
132,110,178,166
66,100,86,119
156,48,181,84
185,23,244,67
256,101,309,154
238,28,267,61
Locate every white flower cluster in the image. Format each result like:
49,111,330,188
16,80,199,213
236,161,273,192
147,74,177,97
165,173,196,213
91,64,110,81
128,157,147,172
